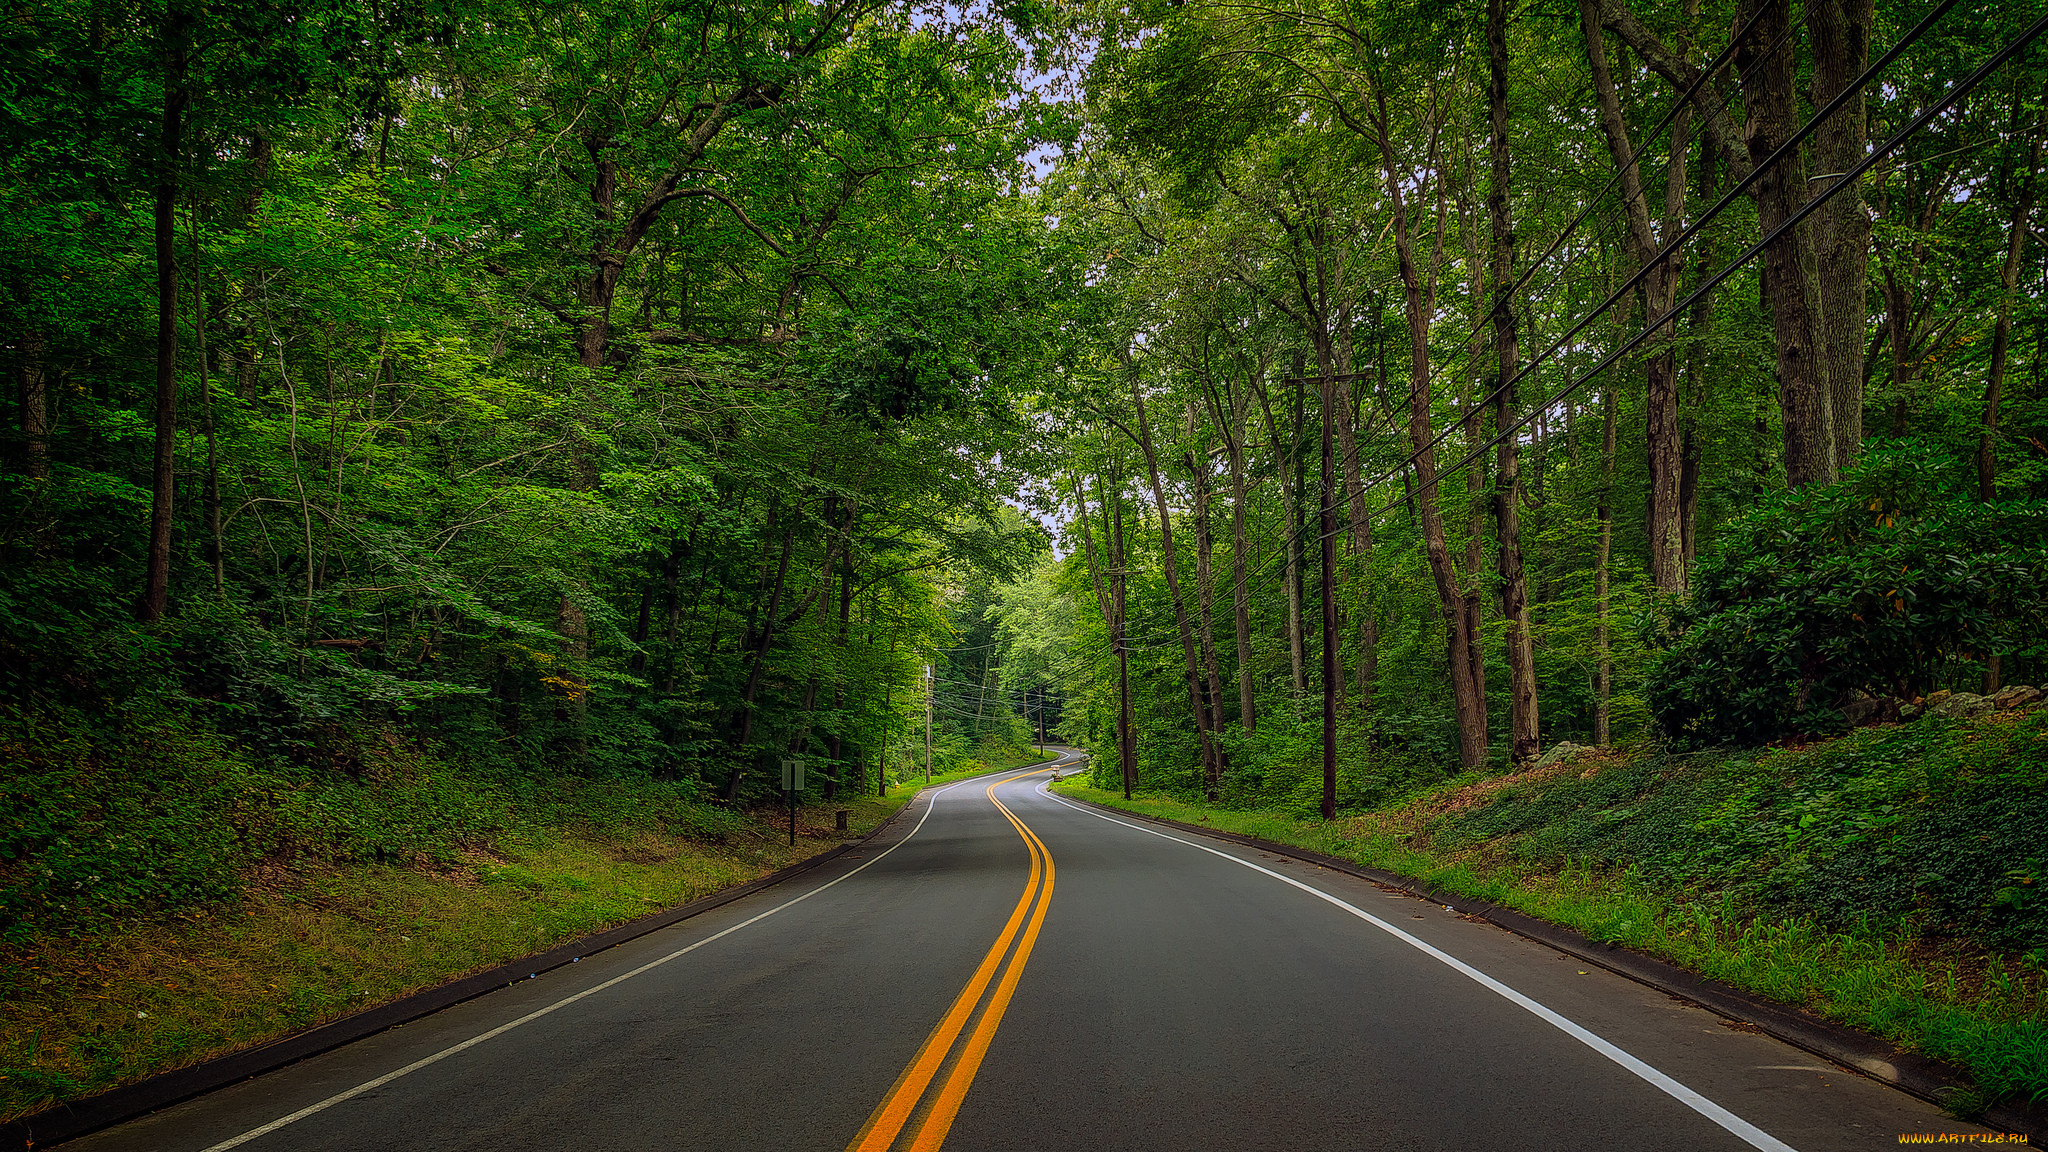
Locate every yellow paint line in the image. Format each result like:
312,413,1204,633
902,789,1056,1152
844,770,1055,1152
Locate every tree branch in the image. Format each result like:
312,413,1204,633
651,188,790,257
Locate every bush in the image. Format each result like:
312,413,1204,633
1650,445,2048,747
1427,713,2048,951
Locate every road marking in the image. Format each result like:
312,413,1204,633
848,767,1062,1152
1037,784,1800,1152
907,785,1056,1152
193,769,1036,1152
843,777,1047,1152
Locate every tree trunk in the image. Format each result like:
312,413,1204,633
139,12,191,623
1226,384,1257,732
1807,0,1875,473
1254,371,1308,695
1457,191,1489,737
1334,373,1380,712
1978,109,2038,698
1201,364,1259,734
725,516,796,800
1580,0,1688,594
1187,436,1231,756
191,209,222,596
1372,90,1488,770
1460,339,1489,745
1074,471,1137,799
1736,0,1836,488
1681,153,1719,573
19,331,51,558
1320,374,1340,818
1979,120,2040,502
1883,268,1916,437
1491,0,1540,765
1127,375,1224,796
1317,303,1377,714
825,536,856,801
1109,485,1136,798
565,97,754,372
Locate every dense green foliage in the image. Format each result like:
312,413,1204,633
0,711,760,941
1652,446,2048,744
1020,0,2048,816
1,0,1080,933
1435,714,2048,954
3,0,2046,1119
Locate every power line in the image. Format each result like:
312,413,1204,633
1194,0,1778,456
1047,0,2038,700
1225,0,1973,591
1230,0,1786,511
1083,3,1799,648
1376,6,2048,525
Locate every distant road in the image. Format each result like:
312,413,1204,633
68,748,1992,1151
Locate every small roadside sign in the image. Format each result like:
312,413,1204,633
779,758,806,846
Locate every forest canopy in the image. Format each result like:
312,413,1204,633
3,0,2045,837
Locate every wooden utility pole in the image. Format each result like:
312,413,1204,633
1320,375,1339,821
924,663,933,784
1035,687,1046,755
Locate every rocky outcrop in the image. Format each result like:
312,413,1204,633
1929,692,1995,719
1991,684,2044,710
1896,686,2040,721
1531,741,1587,771
1840,692,1896,727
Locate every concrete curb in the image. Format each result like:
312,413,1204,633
1061,792,2046,1140
7,800,922,1151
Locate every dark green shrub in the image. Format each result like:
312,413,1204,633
1650,445,2048,747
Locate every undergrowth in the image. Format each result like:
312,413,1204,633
883,742,1057,797
1058,707,2048,1113
0,791,902,1124
0,701,916,1124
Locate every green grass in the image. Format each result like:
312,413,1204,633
0,715,1051,1123
1054,735,2048,1115
883,744,1058,800
0,793,903,1123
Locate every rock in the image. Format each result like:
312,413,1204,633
1930,692,1994,719
1899,702,1922,721
1926,689,1953,706
1991,685,2043,710
1840,692,1897,727
1532,741,1587,771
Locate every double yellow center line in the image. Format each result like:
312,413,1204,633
845,770,1057,1152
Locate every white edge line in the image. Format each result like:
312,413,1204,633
1033,781,1799,1152
197,767,1048,1152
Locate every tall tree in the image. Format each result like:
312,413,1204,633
1490,0,1538,763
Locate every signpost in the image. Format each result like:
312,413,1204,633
780,758,805,846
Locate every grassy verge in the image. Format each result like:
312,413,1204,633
883,744,1059,800
1053,725,2048,1116
0,793,901,1124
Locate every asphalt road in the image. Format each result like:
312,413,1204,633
64,749,1999,1151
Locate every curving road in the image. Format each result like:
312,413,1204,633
64,749,1993,1151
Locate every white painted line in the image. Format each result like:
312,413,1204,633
1035,784,1800,1152
197,770,1034,1152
